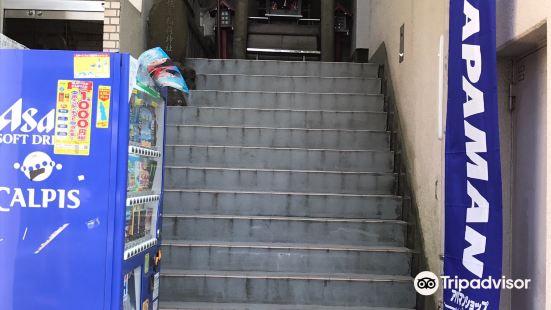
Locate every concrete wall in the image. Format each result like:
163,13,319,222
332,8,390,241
0,0,4,33
355,0,550,309
120,0,154,57
496,0,547,49
355,2,448,307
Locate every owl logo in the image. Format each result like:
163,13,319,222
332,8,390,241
13,151,62,182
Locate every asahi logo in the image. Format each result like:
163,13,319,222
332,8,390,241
0,98,55,145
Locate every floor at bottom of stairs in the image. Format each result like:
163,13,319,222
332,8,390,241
159,302,414,310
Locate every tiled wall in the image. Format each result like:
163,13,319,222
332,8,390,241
103,0,121,52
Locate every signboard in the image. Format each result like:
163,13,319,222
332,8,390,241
54,80,93,156
444,0,502,309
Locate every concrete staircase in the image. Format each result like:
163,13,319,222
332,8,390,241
160,58,416,309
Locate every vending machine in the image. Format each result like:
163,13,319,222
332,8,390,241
0,49,168,310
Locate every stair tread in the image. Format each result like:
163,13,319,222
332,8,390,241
190,89,383,95
162,240,411,253
164,188,403,199
165,144,392,153
164,188,402,198
160,301,413,310
168,106,386,114
198,73,380,79
168,124,389,132
186,57,379,66
161,269,413,282
162,214,407,224
166,165,396,175
190,89,383,97
167,125,390,150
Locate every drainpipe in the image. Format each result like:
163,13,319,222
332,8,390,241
217,0,221,58
233,0,249,59
321,0,335,61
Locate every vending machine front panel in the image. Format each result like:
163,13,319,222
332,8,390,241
0,49,128,310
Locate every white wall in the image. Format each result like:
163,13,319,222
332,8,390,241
510,46,547,310
355,1,448,300
496,0,548,48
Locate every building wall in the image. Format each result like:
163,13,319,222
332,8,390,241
104,0,121,52
496,0,547,48
0,0,4,33
120,0,154,58
355,0,550,309
355,2,448,308
103,0,154,57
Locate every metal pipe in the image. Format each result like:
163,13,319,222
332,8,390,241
217,0,221,58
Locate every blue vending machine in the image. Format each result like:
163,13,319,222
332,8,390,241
0,49,167,310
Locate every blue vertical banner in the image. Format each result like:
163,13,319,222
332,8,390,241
445,0,502,309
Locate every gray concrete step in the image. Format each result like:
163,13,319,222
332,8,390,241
164,167,396,195
184,58,379,78
159,270,415,308
166,125,390,150
161,215,406,247
196,74,381,93
163,190,403,220
166,107,387,130
248,34,318,52
160,302,414,310
162,241,412,276
187,91,384,111
248,23,320,36
164,145,393,173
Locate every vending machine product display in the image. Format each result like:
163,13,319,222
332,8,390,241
0,49,170,310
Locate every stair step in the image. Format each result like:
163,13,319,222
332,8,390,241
166,125,390,150
164,167,396,195
164,145,394,173
184,58,379,78
162,240,411,275
161,215,406,247
167,107,387,130
248,34,318,53
248,23,320,36
196,74,381,93
246,53,321,61
160,302,414,310
188,91,384,111
159,270,415,308
163,190,402,220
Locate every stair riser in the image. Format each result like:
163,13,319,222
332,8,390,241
164,146,393,173
184,59,379,78
167,108,387,131
166,126,390,150
161,217,406,247
188,91,384,111
164,168,396,195
248,34,318,51
196,75,381,93
159,302,414,310
159,276,415,308
163,191,402,220
163,246,411,275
